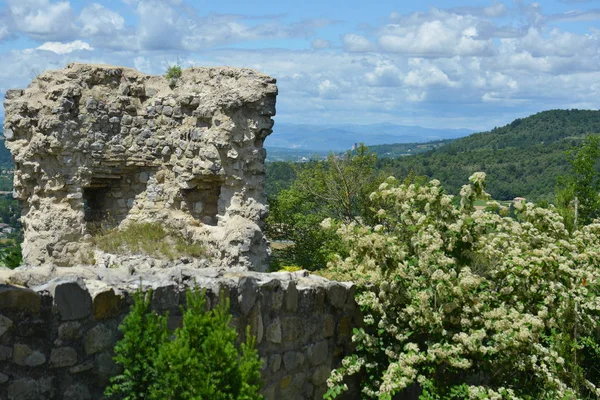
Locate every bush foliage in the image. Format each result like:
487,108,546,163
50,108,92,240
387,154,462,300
106,287,263,400
325,173,600,399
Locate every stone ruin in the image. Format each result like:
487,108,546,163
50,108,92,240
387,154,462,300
3,63,277,270
0,64,373,400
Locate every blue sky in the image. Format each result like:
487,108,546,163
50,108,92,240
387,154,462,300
0,0,599,131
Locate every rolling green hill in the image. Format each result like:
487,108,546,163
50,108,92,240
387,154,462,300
377,109,600,201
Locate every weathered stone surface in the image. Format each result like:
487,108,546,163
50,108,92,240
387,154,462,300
92,287,124,319
58,321,82,340
283,351,305,371
323,314,335,338
152,284,179,310
312,364,332,385
307,340,329,366
266,317,282,344
0,268,359,400
328,283,348,309
269,353,282,372
282,317,303,343
50,347,78,367
0,285,40,314
238,277,259,315
40,278,92,321
4,63,277,271
13,344,46,366
0,314,13,337
0,373,8,384
63,383,91,400
0,345,12,360
7,377,53,400
248,303,264,345
69,361,94,374
94,350,120,379
285,281,298,312
84,324,113,355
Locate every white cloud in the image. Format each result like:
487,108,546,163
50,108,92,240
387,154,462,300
365,60,403,87
311,39,332,49
378,13,494,57
37,40,94,54
1,0,600,131
403,59,457,88
0,24,10,41
318,79,340,99
343,34,375,52
78,3,125,37
7,0,75,40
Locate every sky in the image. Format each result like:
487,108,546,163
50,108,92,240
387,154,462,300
0,0,599,131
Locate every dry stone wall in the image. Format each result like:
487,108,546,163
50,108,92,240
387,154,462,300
0,267,360,400
3,63,277,270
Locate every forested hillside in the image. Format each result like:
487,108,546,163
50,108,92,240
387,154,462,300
377,109,600,201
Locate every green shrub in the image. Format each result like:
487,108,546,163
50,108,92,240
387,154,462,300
325,173,600,399
105,289,168,399
93,222,205,260
106,287,263,400
166,65,182,80
0,241,22,269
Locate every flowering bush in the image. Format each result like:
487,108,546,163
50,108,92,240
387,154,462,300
325,173,600,399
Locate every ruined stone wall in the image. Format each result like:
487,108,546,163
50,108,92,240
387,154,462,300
0,267,360,400
3,63,277,270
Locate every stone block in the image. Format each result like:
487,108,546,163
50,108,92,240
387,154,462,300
266,317,282,344
92,288,124,320
281,317,302,344
269,353,282,372
307,340,328,366
327,283,347,309
152,285,180,311
0,314,13,337
280,375,292,389
0,285,40,314
69,361,94,374
8,377,53,400
58,321,82,340
283,351,305,371
312,364,331,385
248,303,264,344
323,315,335,338
13,344,46,366
48,278,92,321
238,277,259,316
285,281,298,312
63,383,91,400
338,316,353,339
95,350,120,379
85,324,114,355
270,284,284,310
50,347,78,367
0,345,13,360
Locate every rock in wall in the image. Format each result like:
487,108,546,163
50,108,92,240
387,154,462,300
3,63,277,270
0,267,360,399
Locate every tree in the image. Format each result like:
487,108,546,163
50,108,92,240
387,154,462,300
266,144,382,270
557,134,600,229
106,288,262,400
326,173,600,399
105,289,168,399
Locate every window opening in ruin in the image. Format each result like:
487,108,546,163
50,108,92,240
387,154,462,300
181,182,221,226
83,186,110,233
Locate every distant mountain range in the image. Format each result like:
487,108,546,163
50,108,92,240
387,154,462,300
377,109,600,201
267,122,474,152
